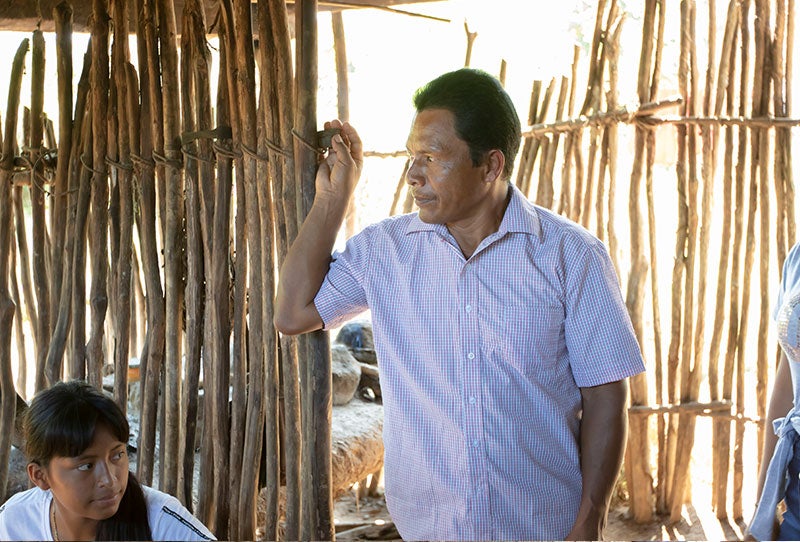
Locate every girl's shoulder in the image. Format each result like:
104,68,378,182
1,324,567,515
0,487,50,539
142,485,215,541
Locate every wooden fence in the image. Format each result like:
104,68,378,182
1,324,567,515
0,0,794,539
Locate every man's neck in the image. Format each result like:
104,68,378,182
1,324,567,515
447,184,511,259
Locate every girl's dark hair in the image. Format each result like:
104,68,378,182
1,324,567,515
23,380,152,541
413,68,522,180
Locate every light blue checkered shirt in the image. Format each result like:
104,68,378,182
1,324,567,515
315,184,645,540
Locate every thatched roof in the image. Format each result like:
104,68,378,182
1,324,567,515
0,0,440,33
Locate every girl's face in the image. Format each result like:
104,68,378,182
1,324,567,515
28,423,129,538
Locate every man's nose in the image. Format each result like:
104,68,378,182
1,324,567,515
406,158,423,186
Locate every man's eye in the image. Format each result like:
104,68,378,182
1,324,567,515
77,463,92,471
426,156,434,163
113,450,126,461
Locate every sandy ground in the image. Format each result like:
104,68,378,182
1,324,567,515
333,490,750,541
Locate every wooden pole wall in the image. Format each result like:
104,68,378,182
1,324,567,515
0,0,798,536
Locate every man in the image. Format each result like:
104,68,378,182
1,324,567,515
274,68,645,540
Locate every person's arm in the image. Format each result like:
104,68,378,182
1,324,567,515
566,378,628,541
758,351,793,499
273,120,363,336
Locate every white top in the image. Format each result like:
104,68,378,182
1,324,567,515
749,242,800,540
0,485,215,541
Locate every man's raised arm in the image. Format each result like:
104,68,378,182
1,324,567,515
273,120,363,335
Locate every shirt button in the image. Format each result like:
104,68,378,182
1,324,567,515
469,396,476,405
465,305,472,313
467,352,475,360
472,439,480,448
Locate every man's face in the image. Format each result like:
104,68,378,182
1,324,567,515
405,108,491,226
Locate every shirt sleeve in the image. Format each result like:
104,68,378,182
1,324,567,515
563,238,645,387
775,242,800,320
151,495,216,541
314,226,373,330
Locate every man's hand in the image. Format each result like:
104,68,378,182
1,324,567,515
273,121,363,336
315,120,363,202
566,379,629,541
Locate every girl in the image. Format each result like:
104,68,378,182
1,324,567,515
750,243,800,540
0,380,215,541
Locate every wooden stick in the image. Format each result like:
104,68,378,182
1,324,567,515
624,0,655,522
333,11,357,239
134,0,166,489
296,1,334,538
0,39,28,498
463,21,477,68
86,0,110,389
29,30,50,393
109,0,132,415
45,1,80,387
256,2,300,540
708,0,739,515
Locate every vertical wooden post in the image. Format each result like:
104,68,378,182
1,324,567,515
0,38,27,500
109,0,133,414
45,1,77,387
87,0,110,389
30,30,50,393
296,1,334,539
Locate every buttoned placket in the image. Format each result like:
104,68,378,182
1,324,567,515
458,255,492,540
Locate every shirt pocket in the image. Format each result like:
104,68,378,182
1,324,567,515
497,303,565,377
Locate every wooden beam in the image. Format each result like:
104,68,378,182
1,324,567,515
0,0,440,33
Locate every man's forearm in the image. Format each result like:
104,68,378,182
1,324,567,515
274,196,349,335
567,379,628,541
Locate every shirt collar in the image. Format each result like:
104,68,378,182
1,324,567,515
404,183,542,240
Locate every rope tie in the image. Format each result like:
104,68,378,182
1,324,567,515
80,154,106,176
263,137,292,158
105,155,134,172
182,146,217,166
130,153,155,172
152,149,183,171
241,143,270,163
291,129,325,156
212,141,242,160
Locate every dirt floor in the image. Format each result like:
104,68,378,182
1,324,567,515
332,490,751,541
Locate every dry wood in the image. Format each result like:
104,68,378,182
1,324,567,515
535,76,567,209
30,31,51,393
558,47,579,219
518,79,555,198
258,1,299,536
134,0,167,488
11,243,26,396
153,0,185,497
220,3,248,537
45,1,79,386
109,0,133,414
708,0,739,514
228,0,266,537
13,183,38,383
49,2,72,353
786,0,796,248
70,87,93,383
622,0,655,523
196,36,234,530
463,21,477,68
178,0,213,512
296,1,334,539
86,0,110,389
0,39,27,499
333,12,357,239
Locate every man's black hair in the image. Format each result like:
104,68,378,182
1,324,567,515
413,68,521,180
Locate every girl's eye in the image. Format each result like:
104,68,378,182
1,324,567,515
426,155,434,163
77,463,92,472
113,450,126,461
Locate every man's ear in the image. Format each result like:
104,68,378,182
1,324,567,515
483,149,505,183
27,462,51,490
